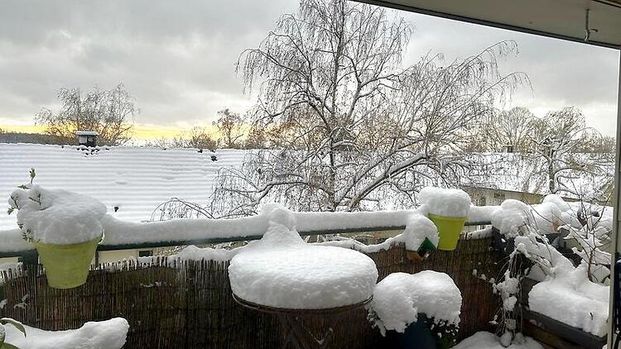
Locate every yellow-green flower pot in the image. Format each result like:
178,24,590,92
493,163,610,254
427,214,467,251
34,238,99,289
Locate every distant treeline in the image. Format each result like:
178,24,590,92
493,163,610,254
0,131,68,145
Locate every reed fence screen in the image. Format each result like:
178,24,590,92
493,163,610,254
0,236,502,348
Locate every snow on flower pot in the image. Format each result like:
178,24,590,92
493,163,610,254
369,271,462,349
34,238,100,289
8,183,107,289
419,187,471,251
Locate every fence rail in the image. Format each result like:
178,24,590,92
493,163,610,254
0,214,491,258
0,237,501,348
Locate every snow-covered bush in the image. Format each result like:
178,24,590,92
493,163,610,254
369,270,462,347
8,185,106,244
488,194,612,345
419,187,472,217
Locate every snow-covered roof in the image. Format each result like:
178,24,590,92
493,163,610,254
0,143,612,230
0,143,246,230
75,131,99,136
462,153,614,199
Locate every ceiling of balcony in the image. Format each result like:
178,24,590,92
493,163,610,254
353,0,621,49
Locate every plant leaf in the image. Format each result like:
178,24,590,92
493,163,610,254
2,343,21,349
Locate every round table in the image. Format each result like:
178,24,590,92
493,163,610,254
233,293,372,349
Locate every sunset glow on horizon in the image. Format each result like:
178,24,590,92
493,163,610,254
0,122,218,141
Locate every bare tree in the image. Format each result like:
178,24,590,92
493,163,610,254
213,109,245,148
530,107,610,197
209,0,525,217
36,83,137,145
474,107,536,152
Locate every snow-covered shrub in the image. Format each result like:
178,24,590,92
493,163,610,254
487,195,612,345
491,199,533,238
419,187,471,217
8,185,106,244
369,271,462,347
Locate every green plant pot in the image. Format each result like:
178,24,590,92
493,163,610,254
427,214,467,251
34,238,100,289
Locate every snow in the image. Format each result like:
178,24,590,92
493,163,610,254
454,331,543,349
528,262,609,337
9,185,106,244
369,270,461,334
401,214,439,250
2,204,450,252
531,202,562,234
491,200,531,238
3,317,129,349
172,245,240,262
468,205,500,222
514,235,610,337
228,208,378,309
419,187,471,217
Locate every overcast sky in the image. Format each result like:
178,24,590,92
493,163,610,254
0,0,618,138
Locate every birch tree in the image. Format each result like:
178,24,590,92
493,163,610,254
209,0,525,217
36,83,137,145
530,107,610,198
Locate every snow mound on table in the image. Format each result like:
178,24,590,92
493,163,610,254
454,331,543,349
419,187,471,217
9,186,106,244
228,206,378,309
4,317,129,349
369,270,461,334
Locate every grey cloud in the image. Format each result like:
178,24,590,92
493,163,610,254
0,0,617,133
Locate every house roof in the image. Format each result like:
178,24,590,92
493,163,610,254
0,143,245,230
0,143,612,230
354,0,621,48
75,131,99,136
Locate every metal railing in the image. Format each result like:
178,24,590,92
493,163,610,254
0,217,491,260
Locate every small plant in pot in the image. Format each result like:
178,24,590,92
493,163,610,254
8,170,106,289
419,187,471,251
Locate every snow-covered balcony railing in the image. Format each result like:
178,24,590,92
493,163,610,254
0,208,493,259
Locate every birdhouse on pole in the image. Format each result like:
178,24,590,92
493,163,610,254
76,131,98,147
